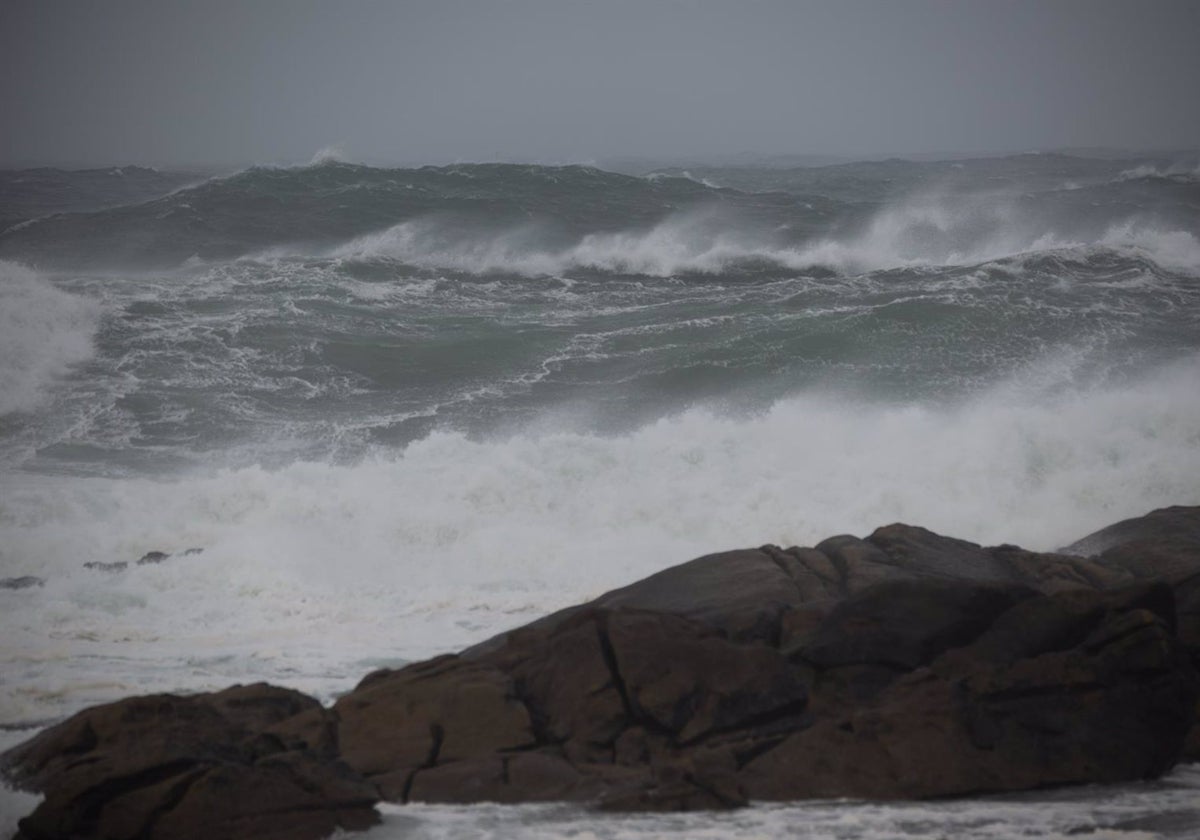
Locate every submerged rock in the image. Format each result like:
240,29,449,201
83,561,128,573
0,576,43,590
4,505,1199,835
83,547,205,573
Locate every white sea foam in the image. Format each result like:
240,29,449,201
333,195,1199,278
853,219,1199,277
1,358,1197,724
778,196,1198,276
1116,161,1200,182
0,730,40,836
359,764,1200,838
0,261,102,416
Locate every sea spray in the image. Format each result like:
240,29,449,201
330,196,1200,278
0,261,101,416
3,359,1198,723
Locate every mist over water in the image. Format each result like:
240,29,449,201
1,151,1199,835
0,261,101,416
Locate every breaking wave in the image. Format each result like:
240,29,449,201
333,193,1200,278
0,261,101,416
792,198,1200,275
1116,161,1200,182
1,356,1198,722
4,159,1198,278
332,209,787,276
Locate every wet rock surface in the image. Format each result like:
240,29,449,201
2,684,378,840
4,505,1199,836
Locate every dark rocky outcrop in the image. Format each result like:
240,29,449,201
4,505,1200,837
743,582,1194,800
2,684,378,840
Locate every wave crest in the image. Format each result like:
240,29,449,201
333,209,790,276
309,145,350,166
333,193,1200,278
780,190,1200,276
1116,161,1200,182
0,261,101,416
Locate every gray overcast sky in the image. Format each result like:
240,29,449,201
2,0,1198,167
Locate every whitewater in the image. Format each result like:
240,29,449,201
2,152,1199,837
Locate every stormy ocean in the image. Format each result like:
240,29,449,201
2,152,1200,837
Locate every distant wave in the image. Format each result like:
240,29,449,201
0,161,725,268
309,145,349,166
3,160,1198,277
788,195,1200,275
1116,161,1200,183
645,170,723,188
331,208,793,276
332,191,1200,278
0,260,101,416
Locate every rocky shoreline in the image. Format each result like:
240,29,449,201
4,505,1199,839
